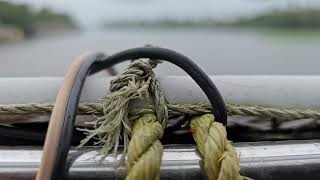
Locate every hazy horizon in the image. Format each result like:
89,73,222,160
10,0,320,29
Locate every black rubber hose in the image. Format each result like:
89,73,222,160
52,47,227,179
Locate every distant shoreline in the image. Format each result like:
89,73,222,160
0,24,77,43
104,8,320,30
0,1,76,43
0,25,24,43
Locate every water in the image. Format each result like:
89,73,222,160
1,28,320,77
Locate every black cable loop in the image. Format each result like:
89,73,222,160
52,47,227,179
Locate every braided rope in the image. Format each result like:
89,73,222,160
78,60,154,162
126,114,163,180
76,60,166,179
1,102,320,121
191,114,242,180
123,60,166,180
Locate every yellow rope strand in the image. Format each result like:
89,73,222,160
126,114,163,180
191,114,242,180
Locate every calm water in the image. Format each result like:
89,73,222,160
1,28,320,77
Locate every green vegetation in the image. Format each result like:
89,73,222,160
34,8,73,25
229,8,320,29
105,19,218,29
105,8,320,30
0,1,75,37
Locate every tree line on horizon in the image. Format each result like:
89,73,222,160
0,1,75,36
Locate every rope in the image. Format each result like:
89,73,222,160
126,114,163,180
77,59,166,180
1,102,320,121
77,59,244,179
1,58,246,179
191,114,242,180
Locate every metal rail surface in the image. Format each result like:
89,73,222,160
0,140,319,180
2,76,320,109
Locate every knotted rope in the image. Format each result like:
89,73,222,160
75,58,244,180
191,114,242,180
78,59,167,180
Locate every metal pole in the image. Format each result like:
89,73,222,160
1,76,320,109
0,140,319,180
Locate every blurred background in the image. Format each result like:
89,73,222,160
1,0,320,77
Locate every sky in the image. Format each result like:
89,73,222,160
10,0,320,28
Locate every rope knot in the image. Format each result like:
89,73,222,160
78,59,167,166
110,60,154,92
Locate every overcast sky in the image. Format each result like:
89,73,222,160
10,0,320,28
